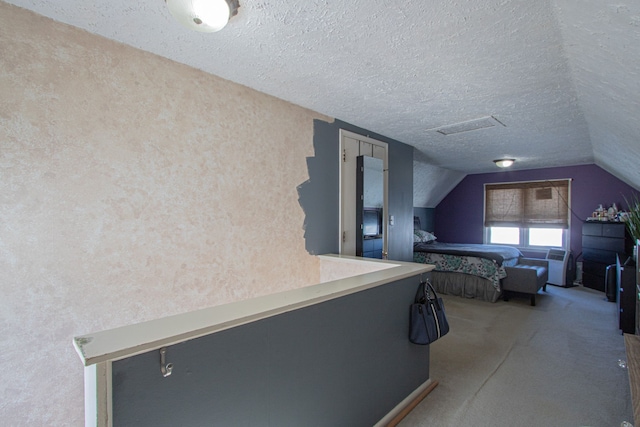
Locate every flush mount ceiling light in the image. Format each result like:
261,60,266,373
166,0,240,33
493,159,515,168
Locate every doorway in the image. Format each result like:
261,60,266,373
339,130,388,258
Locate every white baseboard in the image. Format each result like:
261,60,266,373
374,378,435,427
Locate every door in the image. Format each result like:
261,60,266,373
356,155,384,258
339,130,388,257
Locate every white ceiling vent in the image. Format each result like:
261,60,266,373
431,116,506,135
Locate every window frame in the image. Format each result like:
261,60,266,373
483,179,571,252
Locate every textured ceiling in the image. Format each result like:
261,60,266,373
4,0,640,206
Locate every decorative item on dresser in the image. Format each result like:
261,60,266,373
581,221,632,292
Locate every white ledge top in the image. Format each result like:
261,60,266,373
73,255,434,367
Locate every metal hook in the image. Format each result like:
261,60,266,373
160,347,173,377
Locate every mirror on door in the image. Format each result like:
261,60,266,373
356,155,384,259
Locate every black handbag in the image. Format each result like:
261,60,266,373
409,280,450,345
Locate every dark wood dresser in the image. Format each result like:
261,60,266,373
582,221,631,292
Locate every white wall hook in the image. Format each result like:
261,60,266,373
160,347,173,377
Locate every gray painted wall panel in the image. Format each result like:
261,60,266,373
297,120,340,256
388,140,414,261
112,275,429,426
298,119,414,261
413,207,436,233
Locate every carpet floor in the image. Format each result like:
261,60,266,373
398,285,634,427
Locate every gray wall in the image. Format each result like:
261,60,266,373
413,207,436,232
112,275,430,426
298,119,415,261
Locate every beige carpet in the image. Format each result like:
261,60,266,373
399,285,634,427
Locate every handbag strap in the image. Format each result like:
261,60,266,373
414,281,427,303
415,279,444,311
424,280,443,310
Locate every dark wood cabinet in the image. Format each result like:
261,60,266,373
582,221,631,292
362,237,383,259
617,254,636,334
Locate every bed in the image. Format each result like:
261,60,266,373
412,229,522,302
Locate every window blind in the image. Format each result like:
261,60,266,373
484,179,570,228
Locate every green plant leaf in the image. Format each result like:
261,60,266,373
623,193,640,242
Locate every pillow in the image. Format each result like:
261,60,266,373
413,229,437,243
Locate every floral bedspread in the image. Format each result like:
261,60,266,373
413,252,507,291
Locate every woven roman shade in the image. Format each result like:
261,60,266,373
484,180,570,229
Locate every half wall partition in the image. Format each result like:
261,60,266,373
74,256,434,426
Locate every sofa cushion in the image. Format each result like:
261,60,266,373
511,264,547,278
502,259,549,306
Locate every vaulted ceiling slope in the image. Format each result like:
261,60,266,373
4,0,640,207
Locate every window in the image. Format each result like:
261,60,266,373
487,226,566,248
484,180,570,249
489,226,519,245
528,228,563,247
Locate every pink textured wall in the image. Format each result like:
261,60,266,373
0,3,327,424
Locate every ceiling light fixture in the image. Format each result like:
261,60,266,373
166,0,240,33
494,159,515,168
